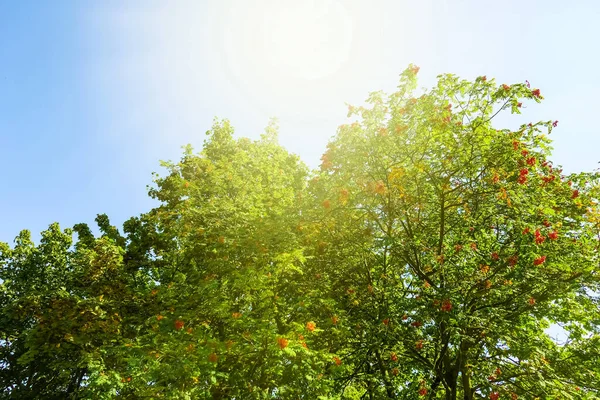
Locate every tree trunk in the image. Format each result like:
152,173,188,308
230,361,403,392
374,349,395,398
461,369,473,400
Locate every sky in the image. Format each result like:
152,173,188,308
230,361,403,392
1,0,600,248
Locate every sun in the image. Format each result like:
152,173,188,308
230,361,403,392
260,0,354,81
216,0,354,86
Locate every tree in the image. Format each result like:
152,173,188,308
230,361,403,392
0,218,145,399
116,119,333,398
0,66,598,399
302,66,600,399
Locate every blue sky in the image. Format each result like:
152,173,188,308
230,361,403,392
1,0,599,246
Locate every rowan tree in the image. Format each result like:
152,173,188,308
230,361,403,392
302,66,600,399
0,66,598,400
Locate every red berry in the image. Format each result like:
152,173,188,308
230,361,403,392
174,319,185,330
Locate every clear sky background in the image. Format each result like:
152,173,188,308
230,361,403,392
1,0,599,248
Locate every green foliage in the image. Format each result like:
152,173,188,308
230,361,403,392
303,67,600,399
1,68,599,399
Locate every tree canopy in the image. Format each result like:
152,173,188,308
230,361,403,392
1,66,599,399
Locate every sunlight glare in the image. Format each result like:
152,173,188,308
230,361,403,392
260,0,354,81
217,0,356,106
